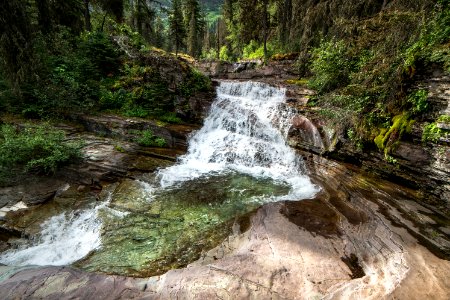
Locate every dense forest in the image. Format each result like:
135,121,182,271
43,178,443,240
0,0,449,179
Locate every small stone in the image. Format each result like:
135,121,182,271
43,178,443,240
77,185,88,192
436,122,450,130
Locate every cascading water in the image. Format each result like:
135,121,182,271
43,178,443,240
0,198,108,266
0,81,318,274
158,81,318,199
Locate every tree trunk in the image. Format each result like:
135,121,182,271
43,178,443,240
216,19,220,60
262,0,268,63
136,0,143,34
36,0,52,33
84,0,91,31
101,13,107,31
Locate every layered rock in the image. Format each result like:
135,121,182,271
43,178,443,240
0,158,449,299
195,60,299,80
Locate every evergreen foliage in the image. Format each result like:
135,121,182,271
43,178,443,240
1,0,448,164
169,0,187,56
185,0,205,57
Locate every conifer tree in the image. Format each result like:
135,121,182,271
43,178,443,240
154,16,166,49
83,0,92,31
184,0,204,58
169,0,186,56
0,0,34,91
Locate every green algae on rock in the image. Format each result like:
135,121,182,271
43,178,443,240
76,174,290,277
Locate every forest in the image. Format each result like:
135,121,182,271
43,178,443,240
0,0,448,180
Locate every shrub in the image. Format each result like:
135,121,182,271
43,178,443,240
179,68,211,97
422,122,442,143
0,124,82,179
308,40,354,93
407,89,429,115
160,112,183,124
123,105,149,118
100,88,132,110
202,48,218,60
242,40,275,60
403,3,450,73
135,129,167,147
328,93,371,113
219,46,230,61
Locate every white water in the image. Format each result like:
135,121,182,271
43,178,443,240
158,81,318,200
0,200,107,266
0,81,318,267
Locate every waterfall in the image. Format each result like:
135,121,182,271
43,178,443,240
158,81,318,200
0,81,318,268
0,200,107,266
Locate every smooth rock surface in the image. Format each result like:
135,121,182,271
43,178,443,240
0,160,449,299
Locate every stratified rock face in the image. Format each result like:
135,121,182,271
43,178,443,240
278,74,450,216
0,159,449,299
196,60,300,80
140,160,449,300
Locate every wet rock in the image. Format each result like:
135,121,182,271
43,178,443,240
0,178,66,209
0,154,449,299
196,60,299,79
288,115,325,153
76,174,290,277
59,132,180,185
280,199,341,238
393,142,431,162
69,114,200,150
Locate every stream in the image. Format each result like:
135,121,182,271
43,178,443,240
0,81,319,276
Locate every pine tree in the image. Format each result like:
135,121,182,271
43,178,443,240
83,0,92,31
50,0,85,32
169,0,186,56
184,0,204,58
154,16,166,49
0,0,34,92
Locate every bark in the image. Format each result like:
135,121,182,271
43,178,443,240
262,0,268,63
36,0,52,33
84,0,91,31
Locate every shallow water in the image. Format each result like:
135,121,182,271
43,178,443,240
0,81,319,276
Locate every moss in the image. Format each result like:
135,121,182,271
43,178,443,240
285,78,309,86
114,144,126,153
437,115,450,123
175,53,196,64
374,113,415,159
271,52,300,61
374,128,388,150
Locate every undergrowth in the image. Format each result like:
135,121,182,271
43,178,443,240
135,129,167,147
0,124,82,185
297,2,449,159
